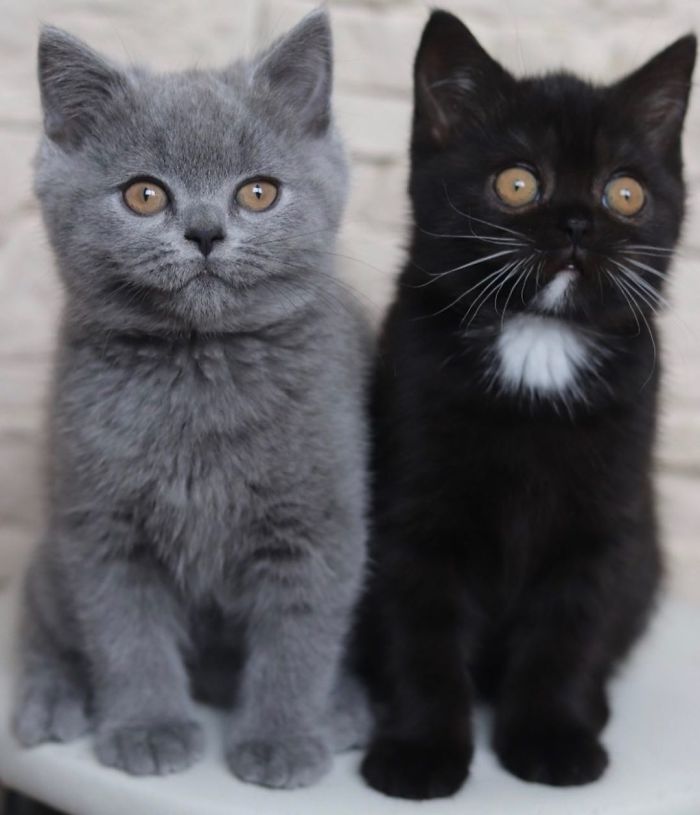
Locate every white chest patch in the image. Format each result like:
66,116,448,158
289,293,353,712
496,314,595,397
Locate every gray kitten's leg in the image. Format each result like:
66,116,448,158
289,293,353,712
14,619,91,746
226,566,355,789
75,554,203,776
14,558,91,746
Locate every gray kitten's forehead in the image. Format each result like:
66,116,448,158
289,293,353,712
100,67,302,191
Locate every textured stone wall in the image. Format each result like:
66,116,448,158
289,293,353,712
1,0,698,597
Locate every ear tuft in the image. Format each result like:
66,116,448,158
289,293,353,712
38,25,126,148
413,10,512,148
614,33,697,152
252,9,334,135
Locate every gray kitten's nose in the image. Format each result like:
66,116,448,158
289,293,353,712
185,226,225,257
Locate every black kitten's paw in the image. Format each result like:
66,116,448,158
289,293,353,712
495,720,608,786
361,736,471,799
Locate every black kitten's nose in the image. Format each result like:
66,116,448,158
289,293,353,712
564,216,591,244
185,226,225,257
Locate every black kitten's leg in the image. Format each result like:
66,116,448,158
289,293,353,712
493,565,614,786
361,558,474,800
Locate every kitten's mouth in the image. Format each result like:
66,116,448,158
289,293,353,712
176,271,227,292
554,262,580,276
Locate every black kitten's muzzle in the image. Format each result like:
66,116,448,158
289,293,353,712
539,246,588,283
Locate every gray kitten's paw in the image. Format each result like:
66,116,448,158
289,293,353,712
95,720,204,776
227,733,331,788
14,684,90,747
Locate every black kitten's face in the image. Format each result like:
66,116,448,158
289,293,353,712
410,13,695,333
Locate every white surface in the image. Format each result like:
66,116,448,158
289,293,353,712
1,580,699,815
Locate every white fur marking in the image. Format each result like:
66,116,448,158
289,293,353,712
536,269,577,313
497,315,593,396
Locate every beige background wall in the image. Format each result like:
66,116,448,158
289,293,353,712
0,0,698,598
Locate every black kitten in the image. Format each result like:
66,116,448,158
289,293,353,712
355,11,696,800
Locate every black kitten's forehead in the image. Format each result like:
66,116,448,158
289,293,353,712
502,77,628,178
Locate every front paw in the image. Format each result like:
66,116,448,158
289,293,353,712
226,733,331,789
14,682,91,747
361,736,471,799
495,719,608,786
95,719,204,776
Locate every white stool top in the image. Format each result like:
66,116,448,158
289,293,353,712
1,579,699,815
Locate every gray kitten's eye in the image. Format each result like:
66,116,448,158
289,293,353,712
494,167,539,208
236,180,279,212
604,176,646,217
123,179,169,216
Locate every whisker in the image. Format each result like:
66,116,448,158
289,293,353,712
614,273,657,387
442,183,533,242
417,226,523,246
248,250,380,312
244,228,335,248
624,244,675,254
415,260,517,321
604,267,641,337
620,256,670,281
410,249,518,289
500,260,531,328
611,261,669,310
461,261,520,329
617,273,664,316
520,260,536,305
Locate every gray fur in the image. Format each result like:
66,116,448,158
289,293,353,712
14,9,372,789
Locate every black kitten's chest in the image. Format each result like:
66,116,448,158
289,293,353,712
428,400,644,583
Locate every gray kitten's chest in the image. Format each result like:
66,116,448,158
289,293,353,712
59,336,306,588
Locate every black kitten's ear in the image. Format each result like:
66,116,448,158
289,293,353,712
38,26,127,148
413,10,512,148
252,8,333,135
614,34,696,152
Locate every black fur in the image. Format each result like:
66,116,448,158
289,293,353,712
355,11,696,800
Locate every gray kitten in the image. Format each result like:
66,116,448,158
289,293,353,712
13,9,372,789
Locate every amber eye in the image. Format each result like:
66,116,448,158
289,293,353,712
123,179,169,216
604,176,646,217
236,179,279,212
494,167,539,208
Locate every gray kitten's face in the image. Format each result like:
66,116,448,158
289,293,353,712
36,11,347,332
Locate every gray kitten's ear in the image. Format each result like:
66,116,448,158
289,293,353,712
251,9,333,134
38,26,127,148
614,34,697,152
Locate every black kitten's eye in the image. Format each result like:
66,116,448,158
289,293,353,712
604,176,646,217
236,179,279,212
494,167,539,208
123,179,169,216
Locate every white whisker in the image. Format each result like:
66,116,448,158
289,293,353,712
621,256,670,281
612,261,669,310
604,267,641,336
614,273,657,387
414,259,517,321
417,226,522,246
441,183,533,242
412,248,518,289
462,260,525,329
500,260,532,329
